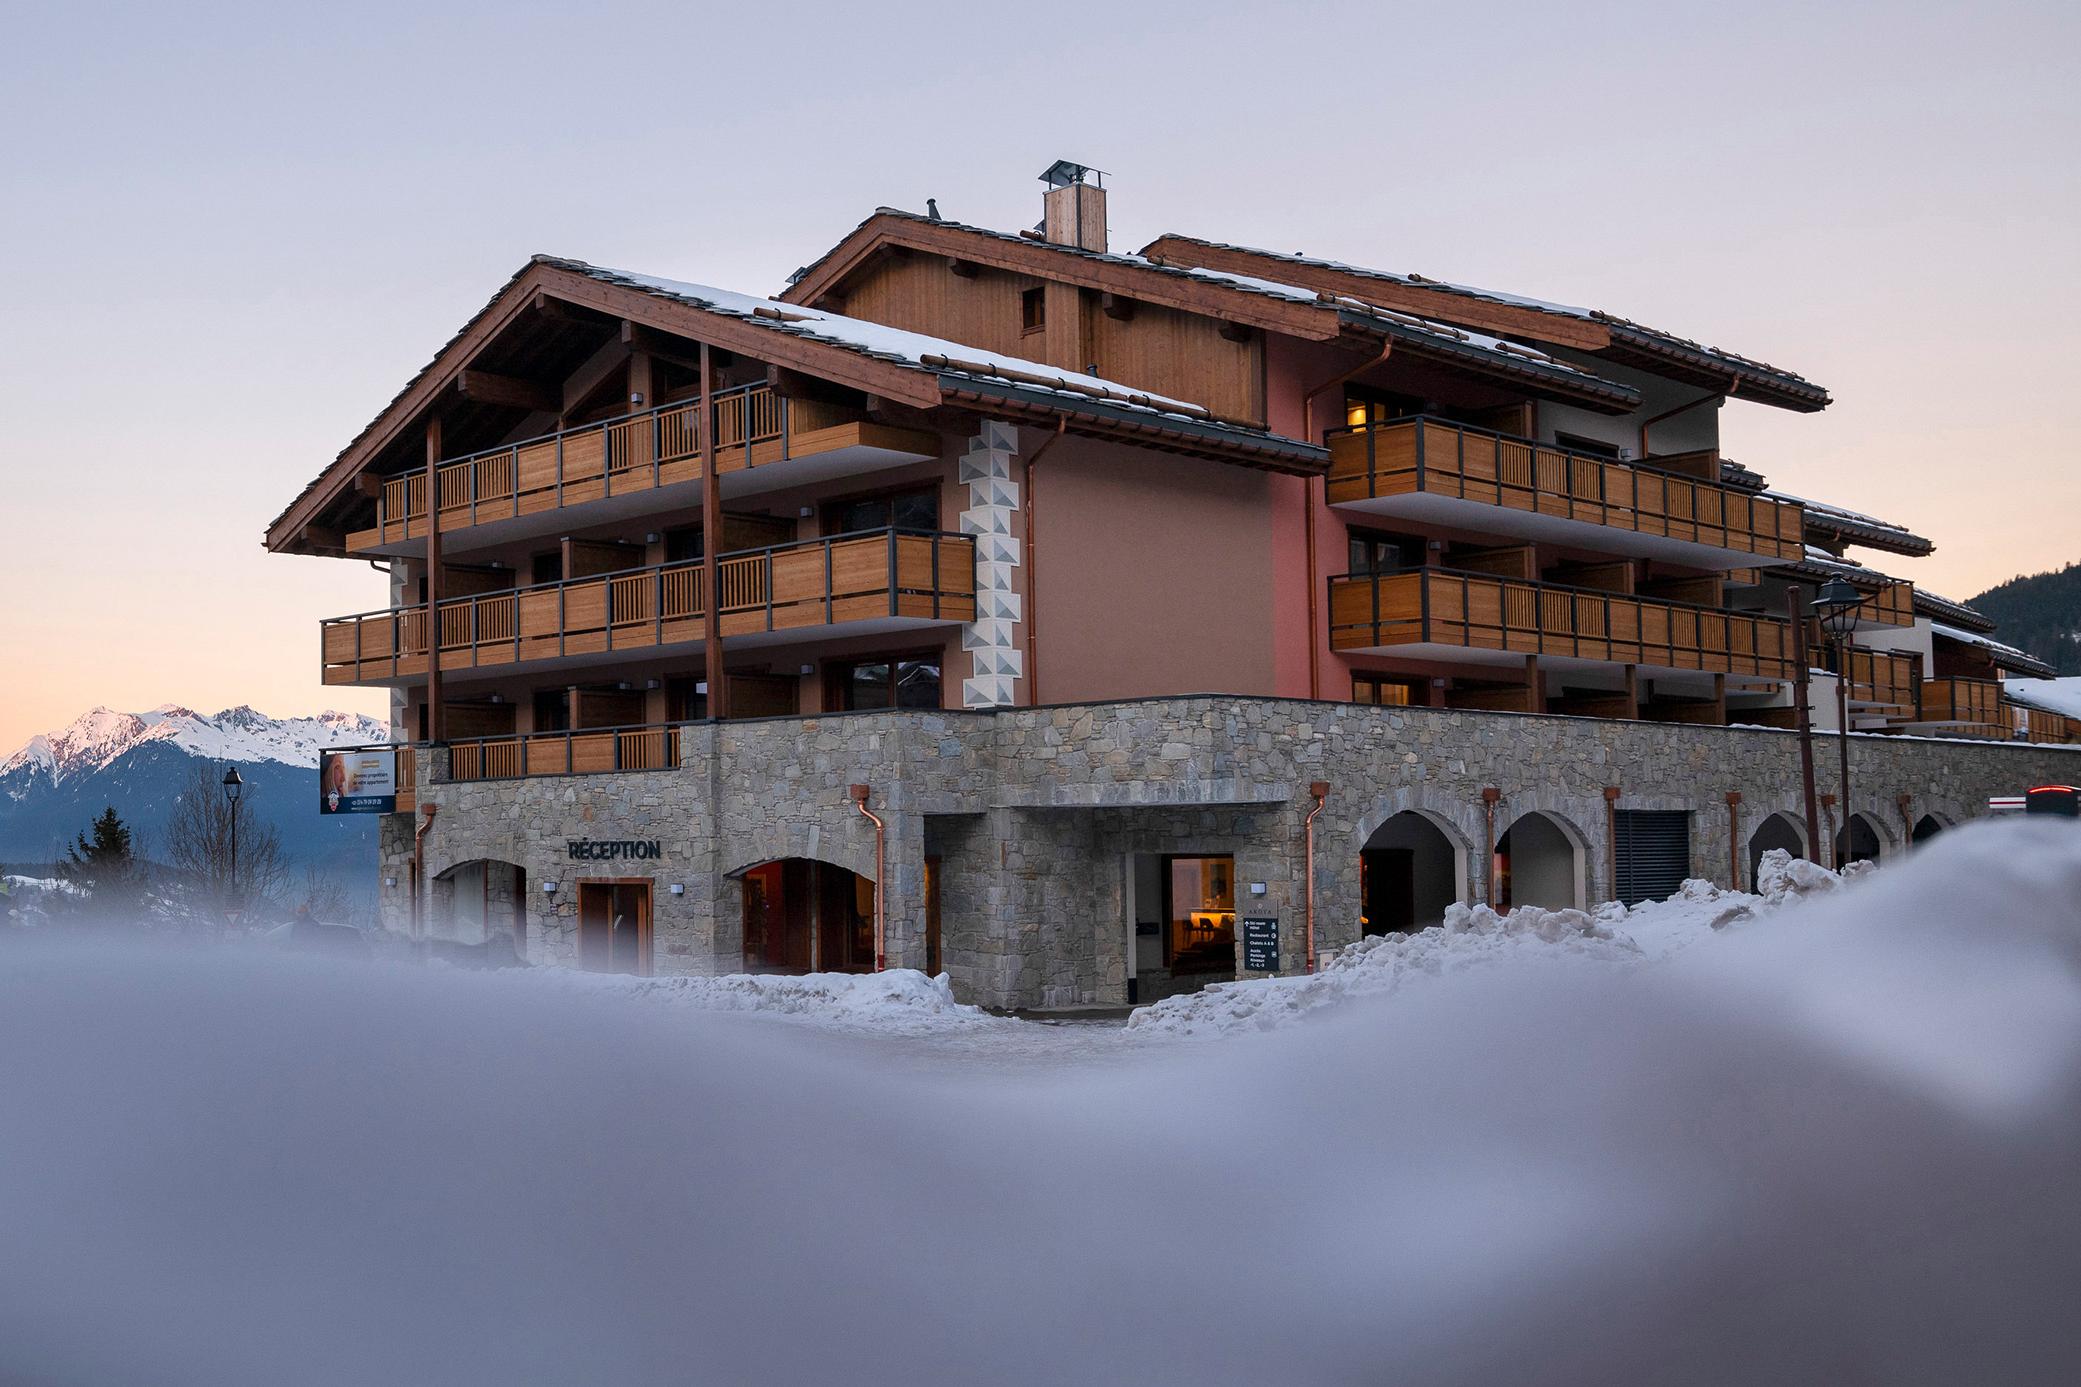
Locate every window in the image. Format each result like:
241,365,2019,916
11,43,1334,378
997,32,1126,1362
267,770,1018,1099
530,550,563,586
1353,675,1417,706
822,485,939,536
663,525,703,563
1342,387,1426,430
827,655,942,711
1163,855,1235,975
532,689,570,733
1348,528,1420,576
1021,286,1046,333
1555,432,1622,460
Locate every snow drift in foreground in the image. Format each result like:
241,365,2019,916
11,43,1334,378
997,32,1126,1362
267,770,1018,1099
1128,846,1855,1037
4,820,2081,1386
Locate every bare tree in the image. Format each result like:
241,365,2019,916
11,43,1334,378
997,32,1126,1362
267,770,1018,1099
300,864,352,923
165,763,287,916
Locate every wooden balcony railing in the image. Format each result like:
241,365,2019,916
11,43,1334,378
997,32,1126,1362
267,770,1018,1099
449,723,684,782
2006,701,2076,745
1823,645,1922,715
346,384,937,551
1850,580,1915,628
1326,417,1806,563
1920,676,2005,733
1328,565,1797,679
321,528,976,684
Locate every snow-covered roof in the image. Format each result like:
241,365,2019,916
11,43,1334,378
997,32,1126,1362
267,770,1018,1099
1912,588,1996,633
789,209,1641,409
1140,234,1831,409
1774,546,1906,590
2003,675,2081,721
1764,489,1934,557
1932,623,2055,678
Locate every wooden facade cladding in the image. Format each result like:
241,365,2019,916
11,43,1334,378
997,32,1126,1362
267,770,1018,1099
830,252,1267,425
320,529,976,686
345,385,936,553
1326,418,1807,564
1328,567,1797,679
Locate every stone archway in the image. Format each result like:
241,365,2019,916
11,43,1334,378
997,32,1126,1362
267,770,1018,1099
1911,812,1948,845
730,856,878,974
430,858,528,955
1748,812,1808,885
1495,810,1589,912
1360,810,1470,935
1834,812,1885,867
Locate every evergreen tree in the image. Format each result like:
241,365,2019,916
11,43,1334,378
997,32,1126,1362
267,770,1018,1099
59,805,142,911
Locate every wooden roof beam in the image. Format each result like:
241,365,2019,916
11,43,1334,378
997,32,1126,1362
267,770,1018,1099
457,370,558,413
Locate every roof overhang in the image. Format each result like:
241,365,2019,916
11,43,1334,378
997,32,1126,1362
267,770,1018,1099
1141,234,1831,412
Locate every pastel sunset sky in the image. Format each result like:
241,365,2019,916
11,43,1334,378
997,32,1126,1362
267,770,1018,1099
1,0,2074,750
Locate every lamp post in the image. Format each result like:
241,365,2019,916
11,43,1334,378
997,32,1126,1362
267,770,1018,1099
1813,578,1862,868
222,767,245,920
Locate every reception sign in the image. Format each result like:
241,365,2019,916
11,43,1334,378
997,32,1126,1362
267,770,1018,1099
319,748,398,815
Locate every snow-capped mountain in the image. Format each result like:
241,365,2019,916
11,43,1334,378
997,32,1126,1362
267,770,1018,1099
0,705,390,890
1,705,388,791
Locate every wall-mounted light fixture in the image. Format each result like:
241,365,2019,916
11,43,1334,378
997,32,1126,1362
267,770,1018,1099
798,505,814,518
383,876,397,888
799,664,815,677
630,392,645,406
541,881,559,895
644,532,660,545
668,884,685,896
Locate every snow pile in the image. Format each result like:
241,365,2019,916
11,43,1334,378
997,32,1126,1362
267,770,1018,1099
1133,851,1860,1035
1129,899,1641,1038
508,965,998,1037
3,821,2081,1384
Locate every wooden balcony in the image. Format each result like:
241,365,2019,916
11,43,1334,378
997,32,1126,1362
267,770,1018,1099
321,528,975,686
1326,418,1806,567
1849,580,1915,628
1916,676,2006,735
345,384,941,555
1827,646,1922,716
1329,566,1796,679
449,723,682,782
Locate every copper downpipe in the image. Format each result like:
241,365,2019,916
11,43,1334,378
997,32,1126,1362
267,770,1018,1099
411,801,438,948
850,784,886,972
1304,781,1329,974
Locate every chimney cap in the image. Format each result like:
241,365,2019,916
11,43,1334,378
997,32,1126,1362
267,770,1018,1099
1039,159,1103,189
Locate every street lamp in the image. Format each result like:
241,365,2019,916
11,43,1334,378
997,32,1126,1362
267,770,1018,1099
1813,578,1863,868
222,767,245,916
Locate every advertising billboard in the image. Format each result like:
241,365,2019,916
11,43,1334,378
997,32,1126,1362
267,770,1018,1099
319,748,398,815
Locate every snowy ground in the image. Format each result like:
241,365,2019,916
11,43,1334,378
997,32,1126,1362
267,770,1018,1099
4,819,2080,1384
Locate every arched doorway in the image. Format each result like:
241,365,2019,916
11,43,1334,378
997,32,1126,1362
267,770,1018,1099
1495,812,1585,911
1834,813,1883,868
1911,814,1946,845
738,858,876,974
430,858,528,956
1748,812,1806,886
1361,812,1466,936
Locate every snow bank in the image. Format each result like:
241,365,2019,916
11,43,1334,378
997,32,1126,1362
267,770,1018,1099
505,965,997,1036
1130,848,1855,1036
1130,900,1641,1037
4,820,2080,1385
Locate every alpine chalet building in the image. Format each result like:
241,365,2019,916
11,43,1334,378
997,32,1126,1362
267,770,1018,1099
267,166,2077,1007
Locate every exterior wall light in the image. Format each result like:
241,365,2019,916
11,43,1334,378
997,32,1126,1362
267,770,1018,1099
542,881,559,895
383,876,398,888
668,884,685,895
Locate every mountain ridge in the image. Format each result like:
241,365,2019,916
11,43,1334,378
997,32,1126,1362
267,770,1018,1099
1967,562,2081,677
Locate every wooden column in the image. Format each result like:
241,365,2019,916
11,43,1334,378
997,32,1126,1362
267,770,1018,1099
1619,665,1640,719
424,418,445,744
700,343,726,719
1523,655,1545,712
1710,673,1728,725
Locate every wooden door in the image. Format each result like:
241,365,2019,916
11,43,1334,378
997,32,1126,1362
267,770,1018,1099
577,879,652,975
